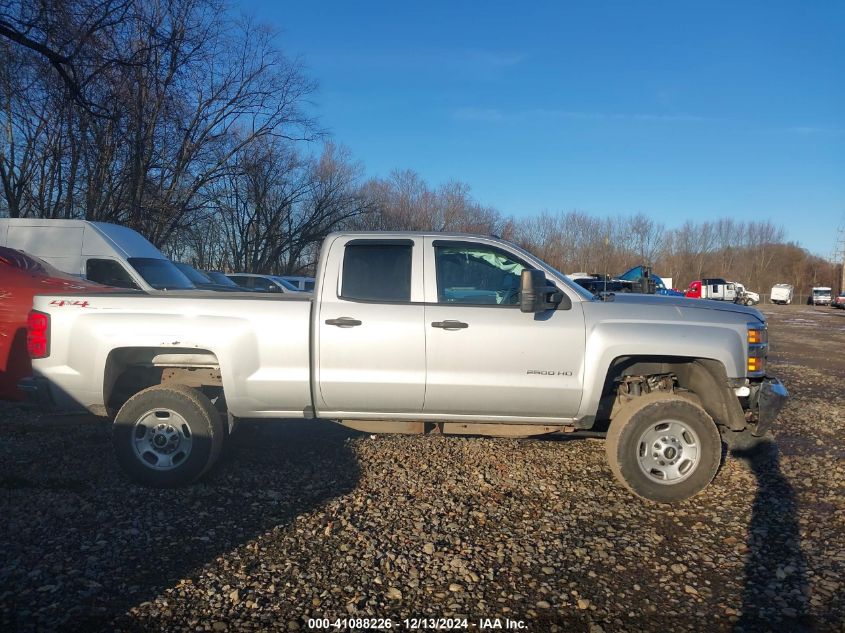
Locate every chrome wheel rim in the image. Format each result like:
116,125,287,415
131,408,193,470
636,419,700,484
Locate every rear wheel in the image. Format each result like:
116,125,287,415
112,384,224,487
606,394,722,503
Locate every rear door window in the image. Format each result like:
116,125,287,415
341,241,412,302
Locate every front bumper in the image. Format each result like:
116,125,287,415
17,376,56,409
751,377,788,436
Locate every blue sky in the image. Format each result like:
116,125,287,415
239,0,844,257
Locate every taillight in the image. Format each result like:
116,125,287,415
26,310,50,359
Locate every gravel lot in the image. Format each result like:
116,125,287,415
1,303,843,632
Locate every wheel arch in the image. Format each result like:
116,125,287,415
596,355,746,431
104,347,223,416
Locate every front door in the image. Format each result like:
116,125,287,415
423,238,585,419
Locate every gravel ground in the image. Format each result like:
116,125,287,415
1,303,844,632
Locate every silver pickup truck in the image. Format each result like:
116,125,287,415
23,232,787,502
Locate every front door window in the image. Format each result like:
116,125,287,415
434,244,526,306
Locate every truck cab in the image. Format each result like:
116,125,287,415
685,278,737,301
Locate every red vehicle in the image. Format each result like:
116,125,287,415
0,247,117,401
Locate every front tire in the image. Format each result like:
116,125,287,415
606,394,722,503
112,384,225,487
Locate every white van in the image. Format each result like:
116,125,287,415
0,218,193,292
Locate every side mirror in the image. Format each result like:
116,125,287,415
268,284,282,293
520,269,568,313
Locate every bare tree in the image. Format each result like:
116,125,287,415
0,0,136,117
206,141,366,274
1,0,317,246
628,212,665,265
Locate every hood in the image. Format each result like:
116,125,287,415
591,292,765,322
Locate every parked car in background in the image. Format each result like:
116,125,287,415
0,247,118,401
770,284,794,305
280,276,316,292
567,272,633,295
173,263,244,292
203,271,245,290
809,287,832,306
0,219,194,292
833,293,845,309
226,273,301,293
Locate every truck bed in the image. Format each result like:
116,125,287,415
31,292,314,417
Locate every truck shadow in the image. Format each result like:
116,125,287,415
730,441,814,632
0,412,361,632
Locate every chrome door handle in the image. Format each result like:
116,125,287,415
431,320,469,330
325,317,362,327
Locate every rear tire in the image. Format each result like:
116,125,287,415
606,394,722,503
112,384,224,487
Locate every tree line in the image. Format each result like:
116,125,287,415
1,0,838,296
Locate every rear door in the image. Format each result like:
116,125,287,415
315,237,426,414
422,238,585,419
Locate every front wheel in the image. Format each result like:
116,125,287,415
112,384,225,487
606,394,722,503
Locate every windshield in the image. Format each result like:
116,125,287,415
270,276,299,291
174,263,213,285
813,288,831,296
128,258,195,290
